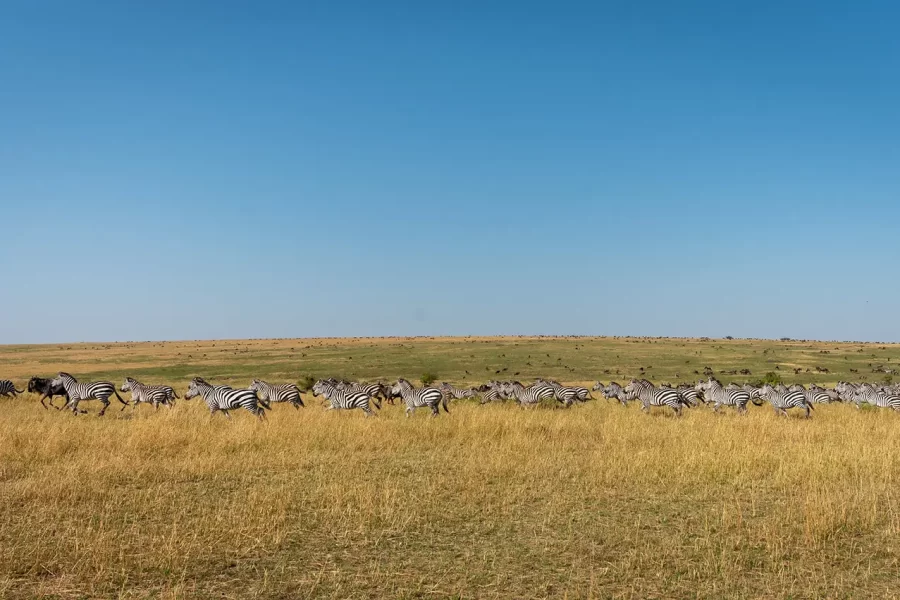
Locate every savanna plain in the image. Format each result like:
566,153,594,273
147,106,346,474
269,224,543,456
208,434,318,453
2,336,900,599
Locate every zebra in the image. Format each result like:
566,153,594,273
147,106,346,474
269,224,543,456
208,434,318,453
391,378,448,417
676,384,702,407
848,383,900,411
249,379,305,409
476,381,503,404
335,381,384,408
834,381,860,403
600,381,629,405
51,372,128,416
439,382,476,400
501,381,556,407
623,379,688,416
753,384,813,418
0,380,24,398
311,380,376,417
535,379,579,406
788,384,834,405
695,378,751,414
185,377,266,419
120,377,177,411
538,379,593,404
807,384,840,403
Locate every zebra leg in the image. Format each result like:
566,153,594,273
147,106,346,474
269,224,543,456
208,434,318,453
98,400,110,417
430,404,439,417
405,406,413,418
713,402,721,413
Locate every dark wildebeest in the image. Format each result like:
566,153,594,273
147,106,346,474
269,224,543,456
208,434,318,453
27,376,70,409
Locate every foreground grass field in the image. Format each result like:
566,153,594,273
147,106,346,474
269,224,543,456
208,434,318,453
2,336,900,599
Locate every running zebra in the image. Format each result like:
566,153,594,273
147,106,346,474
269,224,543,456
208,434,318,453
185,377,266,419
537,379,592,405
120,377,177,411
391,378,448,417
753,384,813,418
847,383,900,411
439,382,476,400
623,379,688,416
600,381,629,405
249,379,305,409
335,381,384,408
52,372,128,416
476,381,503,404
676,384,702,407
312,380,377,417
695,378,751,413
0,380,24,398
788,384,835,405
501,381,556,407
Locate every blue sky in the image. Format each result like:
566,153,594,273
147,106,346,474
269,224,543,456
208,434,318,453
1,1,898,343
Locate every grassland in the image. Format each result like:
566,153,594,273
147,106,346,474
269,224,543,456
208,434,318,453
2,336,900,599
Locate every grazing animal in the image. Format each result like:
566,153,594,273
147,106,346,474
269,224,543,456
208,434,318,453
120,377,177,411
623,379,689,416
753,384,813,418
249,379,305,409
311,380,376,417
601,381,629,405
391,378,448,417
52,372,128,416
0,380,24,398
695,378,752,414
185,377,266,419
847,382,900,411
27,376,70,409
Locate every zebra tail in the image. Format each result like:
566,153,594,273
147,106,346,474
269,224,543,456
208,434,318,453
807,399,816,411
372,397,381,410
442,392,450,413
172,390,180,399
15,388,24,394
113,389,129,406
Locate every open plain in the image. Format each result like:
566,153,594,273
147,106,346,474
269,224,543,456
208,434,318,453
2,336,900,599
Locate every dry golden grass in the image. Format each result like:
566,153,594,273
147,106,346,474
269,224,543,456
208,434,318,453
2,337,900,598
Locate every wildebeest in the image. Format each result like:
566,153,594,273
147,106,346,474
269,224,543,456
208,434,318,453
27,376,70,409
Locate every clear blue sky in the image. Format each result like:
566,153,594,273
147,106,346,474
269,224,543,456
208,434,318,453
1,1,898,343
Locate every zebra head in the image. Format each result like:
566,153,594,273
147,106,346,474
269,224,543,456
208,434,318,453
311,380,328,397
391,378,414,395
248,379,262,392
591,381,604,391
185,377,210,400
120,377,137,392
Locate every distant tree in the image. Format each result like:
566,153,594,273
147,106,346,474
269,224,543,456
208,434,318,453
725,336,734,340
763,371,783,386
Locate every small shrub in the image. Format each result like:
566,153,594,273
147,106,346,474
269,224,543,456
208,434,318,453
763,371,782,386
421,372,438,386
884,375,893,385
297,375,317,391
725,336,734,340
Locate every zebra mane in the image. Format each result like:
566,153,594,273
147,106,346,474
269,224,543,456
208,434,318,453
58,371,73,379
192,376,210,385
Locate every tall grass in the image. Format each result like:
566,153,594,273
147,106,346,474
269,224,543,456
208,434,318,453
1,397,899,598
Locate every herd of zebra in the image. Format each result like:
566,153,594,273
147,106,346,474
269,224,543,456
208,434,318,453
1,373,900,419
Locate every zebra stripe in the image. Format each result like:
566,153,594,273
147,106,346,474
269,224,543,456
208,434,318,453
249,379,305,409
120,377,175,411
391,378,448,417
501,381,556,407
52,372,128,416
696,378,751,413
623,379,687,416
754,384,813,418
335,381,384,409
439,382,476,400
185,377,266,419
0,380,24,398
312,380,376,417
